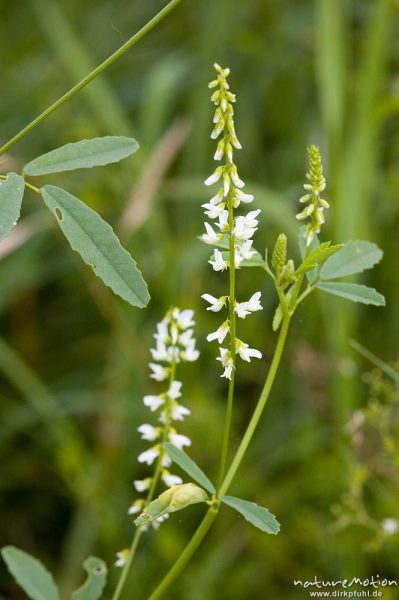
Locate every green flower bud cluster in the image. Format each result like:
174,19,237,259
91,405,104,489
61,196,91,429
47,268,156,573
296,145,329,246
271,233,295,290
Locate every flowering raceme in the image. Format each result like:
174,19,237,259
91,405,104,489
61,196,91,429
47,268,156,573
115,307,199,565
201,63,263,379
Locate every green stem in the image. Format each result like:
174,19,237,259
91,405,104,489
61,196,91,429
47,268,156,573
219,315,290,495
147,508,218,600
0,174,40,194
0,0,183,157
111,331,178,600
216,194,236,491
145,316,291,599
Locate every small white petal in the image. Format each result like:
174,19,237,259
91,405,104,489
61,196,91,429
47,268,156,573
206,321,230,344
134,478,152,492
137,424,159,441
162,473,183,487
138,447,160,465
149,363,169,381
204,167,223,186
167,380,182,400
209,249,228,272
143,395,165,412
201,294,227,312
170,404,191,421
169,433,191,449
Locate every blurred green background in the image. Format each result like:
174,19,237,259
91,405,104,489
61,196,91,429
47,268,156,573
1,0,398,598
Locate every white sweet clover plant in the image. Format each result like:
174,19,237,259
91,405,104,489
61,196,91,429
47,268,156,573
1,59,387,600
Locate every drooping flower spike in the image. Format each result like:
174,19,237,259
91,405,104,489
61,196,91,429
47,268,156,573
200,63,263,378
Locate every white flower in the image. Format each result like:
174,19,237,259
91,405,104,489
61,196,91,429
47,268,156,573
175,309,195,329
204,166,223,186
169,433,191,449
143,394,165,412
115,550,129,568
154,319,169,343
201,222,222,245
134,478,152,492
201,294,227,312
233,215,258,241
230,164,245,188
162,473,183,487
207,320,230,344
234,292,263,318
138,447,160,465
234,247,244,268
150,340,170,362
214,139,225,161
161,454,172,468
137,424,159,441
216,347,234,379
235,339,262,362
128,499,145,515
236,240,256,260
223,171,230,196
181,343,200,362
217,210,229,232
149,363,169,381
166,380,182,400
170,403,191,421
235,189,254,205
209,249,228,271
202,201,226,219
179,329,194,346
381,518,399,536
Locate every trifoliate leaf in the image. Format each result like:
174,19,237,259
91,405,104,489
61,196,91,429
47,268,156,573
319,240,383,280
41,186,149,308
71,557,107,600
0,173,25,242
316,282,385,306
23,136,139,176
164,443,215,494
221,496,280,534
1,546,59,600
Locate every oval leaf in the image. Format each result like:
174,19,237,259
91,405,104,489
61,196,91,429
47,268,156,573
221,496,280,535
71,557,107,600
24,136,139,176
41,186,150,307
1,546,59,600
316,282,385,306
0,173,25,242
163,443,215,494
319,240,383,280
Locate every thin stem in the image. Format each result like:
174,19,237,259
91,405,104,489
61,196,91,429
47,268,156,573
111,336,178,600
145,316,292,599
219,315,290,495
147,508,218,600
0,0,183,157
217,194,236,491
0,174,40,194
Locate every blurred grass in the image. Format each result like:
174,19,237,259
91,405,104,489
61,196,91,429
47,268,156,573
0,0,398,598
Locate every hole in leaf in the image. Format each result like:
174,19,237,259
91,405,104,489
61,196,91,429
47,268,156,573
94,565,106,575
54,207,63,221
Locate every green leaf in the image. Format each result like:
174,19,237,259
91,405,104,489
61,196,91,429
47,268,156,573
316,282,385,306
1,546,59,600
221,496,280,535
41,186,149,308
295,242,343,275
71,557,107,600
0,173,25,242
23,136,139,176
319,240,383,280
163,443,216,494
